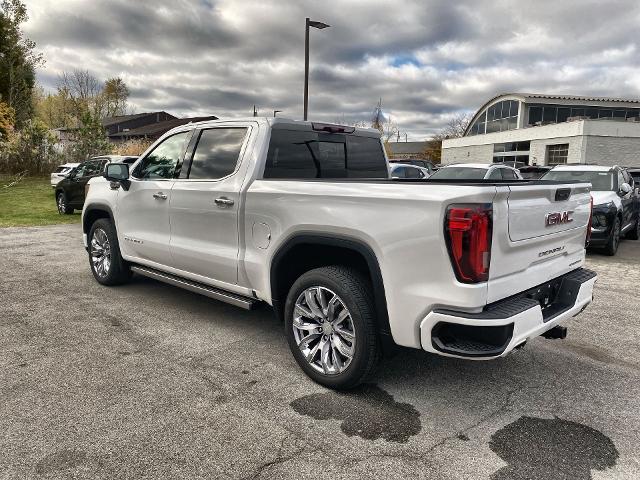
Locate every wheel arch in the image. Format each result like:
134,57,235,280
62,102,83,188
269,233,394,351
83,203,115,235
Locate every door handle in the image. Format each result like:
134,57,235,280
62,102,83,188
214,196,234,207
153,192,168,200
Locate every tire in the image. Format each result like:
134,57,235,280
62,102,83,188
603,216,621,256
56,192,74,215
88,218,131,285
626,214,640,240
284,266,381,390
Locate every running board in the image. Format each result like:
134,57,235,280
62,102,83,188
130,265,258,310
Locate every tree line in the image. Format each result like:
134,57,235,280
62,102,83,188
0,0,132,175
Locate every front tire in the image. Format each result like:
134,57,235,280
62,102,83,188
603,216,621,256
88,219,131,285
56,192,74,215
626,214,640,240
284,266,380,390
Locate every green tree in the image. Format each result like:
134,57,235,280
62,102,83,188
71,111,112,161
0,0,43,127
0,117,58,174
0,100,15,139
103,77,129,117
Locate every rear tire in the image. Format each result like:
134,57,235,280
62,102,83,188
284,266,381,390
88,219,131,285
56,192,74,215
603,216,621,256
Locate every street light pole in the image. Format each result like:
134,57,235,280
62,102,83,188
303,17,330,121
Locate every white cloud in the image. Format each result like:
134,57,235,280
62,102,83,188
23,0,640,140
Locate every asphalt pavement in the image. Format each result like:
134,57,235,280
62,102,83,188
1,224,639,479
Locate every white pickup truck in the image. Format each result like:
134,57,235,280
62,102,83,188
82,118,596,389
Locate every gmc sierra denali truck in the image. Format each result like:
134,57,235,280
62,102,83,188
82,118,596,389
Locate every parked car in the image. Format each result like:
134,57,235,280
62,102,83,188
541,165,640,255
55,155,138,214
389,158,436,174
50,163,79,187
428,163,523,180
495,160,527,170
81,118,595,389
626,167,640,188
390,163,430,179
518,165,552,179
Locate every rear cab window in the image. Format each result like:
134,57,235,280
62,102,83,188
263,129,388,179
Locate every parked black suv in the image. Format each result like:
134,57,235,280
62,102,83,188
55,155,137,214
541,164,640,255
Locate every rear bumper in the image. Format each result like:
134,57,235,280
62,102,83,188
419,268,597,359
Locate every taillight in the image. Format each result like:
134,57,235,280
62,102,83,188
585,195,593,246
445,204,492,283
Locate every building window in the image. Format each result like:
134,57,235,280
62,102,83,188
528,105,640,126
493,141,530,166
546,144,569,165
467,100,519,136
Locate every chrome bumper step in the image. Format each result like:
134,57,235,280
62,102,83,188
130,265,258,310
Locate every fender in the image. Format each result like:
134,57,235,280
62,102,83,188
269,232,395,351
82,203,115,235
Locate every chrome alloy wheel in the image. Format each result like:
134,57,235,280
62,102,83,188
90,228,111,278
292,286,356,375
57,194,65,214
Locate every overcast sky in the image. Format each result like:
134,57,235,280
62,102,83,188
24,0,640,139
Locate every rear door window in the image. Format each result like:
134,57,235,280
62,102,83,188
187,128,247,180
501,168,518,180
264,129,387,179
487,169,502,180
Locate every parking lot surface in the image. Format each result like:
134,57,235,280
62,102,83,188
1,224,639,479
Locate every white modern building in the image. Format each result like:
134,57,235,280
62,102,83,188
442,93,640,167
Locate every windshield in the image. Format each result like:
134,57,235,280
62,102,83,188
429,167,487,180
541,170,615,191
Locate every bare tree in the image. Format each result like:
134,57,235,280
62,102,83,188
380,116,398,143
432,112,472,141
424,112,473,162
56,69,102,118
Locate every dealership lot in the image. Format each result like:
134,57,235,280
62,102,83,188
1,224,639,479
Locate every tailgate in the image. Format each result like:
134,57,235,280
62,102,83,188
507,183,591,241
487,182,592,303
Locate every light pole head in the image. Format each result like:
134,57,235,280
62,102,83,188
308,19,330,29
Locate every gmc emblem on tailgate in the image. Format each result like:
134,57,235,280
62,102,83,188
545,211,574,227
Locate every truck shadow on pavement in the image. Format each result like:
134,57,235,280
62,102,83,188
290,384,422,443
489,416,619,480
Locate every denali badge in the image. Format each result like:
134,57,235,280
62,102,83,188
538,246,565,257
545,211,573,227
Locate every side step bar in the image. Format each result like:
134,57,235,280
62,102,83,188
130,265,258,310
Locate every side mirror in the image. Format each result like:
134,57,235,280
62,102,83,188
104,163,130,190
619,182,632,195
